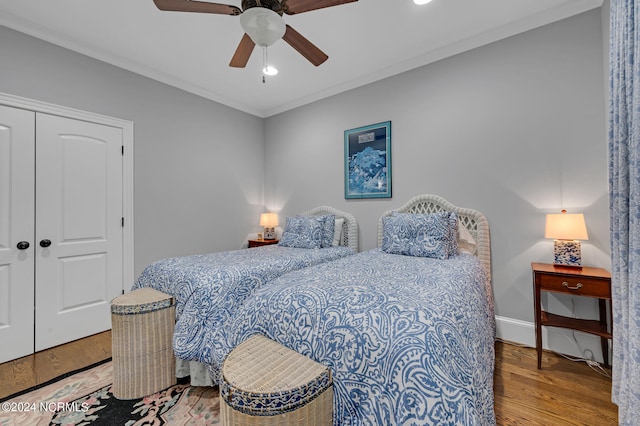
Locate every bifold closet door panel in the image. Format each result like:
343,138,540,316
34,113,124,351
0,105,36,364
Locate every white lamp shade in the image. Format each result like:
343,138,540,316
544,212,588,241
259,212,279,228
240,7,285,47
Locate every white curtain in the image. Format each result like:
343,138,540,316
609,1,640,424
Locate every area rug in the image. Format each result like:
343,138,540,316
0,360,220,425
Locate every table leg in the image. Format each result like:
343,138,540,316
599,298,610,368
534,276,542,369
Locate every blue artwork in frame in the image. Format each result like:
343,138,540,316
344,121,392,199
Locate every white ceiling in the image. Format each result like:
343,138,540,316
0,0,603,118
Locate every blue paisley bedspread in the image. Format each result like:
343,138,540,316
196,249,495,425
133,245,354,319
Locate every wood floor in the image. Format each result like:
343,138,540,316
0,334,618,424
0,331,112,400
494,341,617,425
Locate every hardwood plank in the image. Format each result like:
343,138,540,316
494,340,617,425
0,330,112,399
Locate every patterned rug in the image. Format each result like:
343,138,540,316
0,360,220,425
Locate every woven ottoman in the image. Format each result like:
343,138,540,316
220,335,333,426
111,287,176,400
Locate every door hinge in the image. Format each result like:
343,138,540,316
121,217,125,227
121,145,124,155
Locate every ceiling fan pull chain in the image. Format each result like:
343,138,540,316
262,46,277,80
263,46,267,83
262,47,268,83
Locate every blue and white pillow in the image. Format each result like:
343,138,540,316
319,215,336,248
382,211,458,259
278,216,326,249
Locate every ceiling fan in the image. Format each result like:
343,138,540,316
152,0,358,68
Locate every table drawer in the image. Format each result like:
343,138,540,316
538,273,611,298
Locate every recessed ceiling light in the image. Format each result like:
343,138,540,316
263,66,278,76
261,46,278,76
414,0,433,4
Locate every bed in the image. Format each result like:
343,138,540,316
195,194,495,425
133,205,358,384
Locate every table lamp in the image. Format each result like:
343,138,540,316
260,212,278,240
544,210,588,267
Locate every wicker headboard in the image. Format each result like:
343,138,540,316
377,194,491,282
299,206,359,252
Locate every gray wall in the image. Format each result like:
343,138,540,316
0,25,265,277
264,9,610,351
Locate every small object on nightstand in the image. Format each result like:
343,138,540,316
260,212,278,240
544,210,589,267
532,262,612,369
248,239,279,248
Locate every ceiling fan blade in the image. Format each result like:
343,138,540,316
153,0,241,15
283,0,357,15
283,25,328,66
229,33,256,68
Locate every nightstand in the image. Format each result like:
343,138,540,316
532,262,612,369
248,239,279,248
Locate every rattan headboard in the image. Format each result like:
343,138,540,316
377,194,491,282
299,206,359,252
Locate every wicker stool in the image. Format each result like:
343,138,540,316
111,287,176,400
220,334,333,426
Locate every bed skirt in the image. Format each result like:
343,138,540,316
176,358,214,387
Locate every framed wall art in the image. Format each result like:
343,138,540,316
344,121,391,199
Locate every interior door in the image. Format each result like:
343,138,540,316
35,113,123,351
0,105,35,363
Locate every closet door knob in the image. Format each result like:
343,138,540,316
40,239,52,248
17,241,30,250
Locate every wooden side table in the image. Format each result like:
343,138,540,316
248,239,279,248
532,262,612,369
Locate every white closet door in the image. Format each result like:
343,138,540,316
35,113,123,351
0,105,35,363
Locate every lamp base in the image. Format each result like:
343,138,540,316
263,227,276,240
553,240,582,267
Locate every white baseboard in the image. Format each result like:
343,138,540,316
495,315,610,364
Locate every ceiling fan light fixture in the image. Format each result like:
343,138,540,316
240,7,286,47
